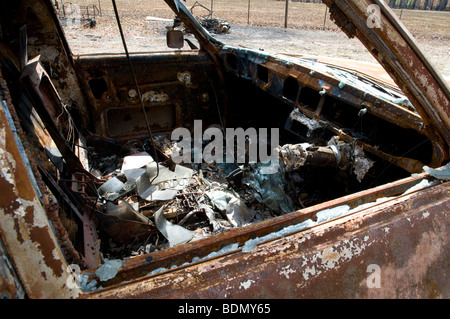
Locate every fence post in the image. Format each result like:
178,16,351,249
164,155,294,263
284,0,289,28
98,0,102,16
248,0,251,25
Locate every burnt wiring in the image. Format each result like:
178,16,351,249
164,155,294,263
111,0,160,183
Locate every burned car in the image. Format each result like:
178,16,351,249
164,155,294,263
0,0,449,299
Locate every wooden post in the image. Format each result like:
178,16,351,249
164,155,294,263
98,0,102,16
284,0,289,28
248,0,251,25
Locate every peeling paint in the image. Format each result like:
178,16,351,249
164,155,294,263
321,247,341,269
0,88,81,298
302,265,318,281
298,235,375,284
280,265,296,279
239,279,255,290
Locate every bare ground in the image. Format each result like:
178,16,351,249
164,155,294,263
62,0,450,78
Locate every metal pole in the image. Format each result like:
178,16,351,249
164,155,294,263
284,0,289,28
323,6,328,29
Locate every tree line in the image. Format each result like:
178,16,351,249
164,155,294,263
387,0,449,10
289,0,450,10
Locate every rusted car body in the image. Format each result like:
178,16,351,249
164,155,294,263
0,0,449,299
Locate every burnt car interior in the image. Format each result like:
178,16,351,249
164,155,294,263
0,0,449,297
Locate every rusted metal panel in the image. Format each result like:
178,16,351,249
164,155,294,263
19,0,89,128
322,0,450,148
74,52,220,138
20,57,93,177
83,181,449,299
0,72,81,299
80,172,440,290
0,235,26,299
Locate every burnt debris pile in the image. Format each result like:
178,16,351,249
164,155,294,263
90,126,376,260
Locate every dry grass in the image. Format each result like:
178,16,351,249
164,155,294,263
62,1,449,76
69,0,449,39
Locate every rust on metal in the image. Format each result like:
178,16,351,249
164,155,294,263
83,180,450,299
41,192,88,269
0,235,26,299
80,173,432,288
0,70,81,299
74,52,221,139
